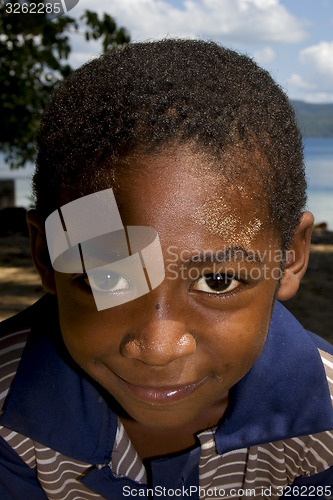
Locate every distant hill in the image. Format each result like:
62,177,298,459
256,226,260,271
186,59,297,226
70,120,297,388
290,100,333,138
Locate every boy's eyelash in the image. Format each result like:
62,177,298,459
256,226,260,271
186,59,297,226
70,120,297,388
190,272,249,297
202,272,248,284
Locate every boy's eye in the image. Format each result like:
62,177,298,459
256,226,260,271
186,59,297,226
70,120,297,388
192,273,240,294
85,271,131,294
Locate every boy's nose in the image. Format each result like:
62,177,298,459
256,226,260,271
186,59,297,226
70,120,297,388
120,319,196,366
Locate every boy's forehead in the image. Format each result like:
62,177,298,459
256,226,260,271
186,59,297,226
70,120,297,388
113,146,260,198
57,146,270,249
111,147,268,244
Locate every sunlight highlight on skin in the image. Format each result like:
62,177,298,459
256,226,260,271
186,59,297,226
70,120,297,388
192,198,263,247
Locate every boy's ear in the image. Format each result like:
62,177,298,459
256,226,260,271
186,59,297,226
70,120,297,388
277,211,314,302
26,210,57,295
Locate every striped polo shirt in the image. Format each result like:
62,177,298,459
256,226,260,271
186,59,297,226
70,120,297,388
0,295,332,499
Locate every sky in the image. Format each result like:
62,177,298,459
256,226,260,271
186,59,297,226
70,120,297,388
66,0,333,103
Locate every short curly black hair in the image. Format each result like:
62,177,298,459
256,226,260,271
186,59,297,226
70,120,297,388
33,38,306,250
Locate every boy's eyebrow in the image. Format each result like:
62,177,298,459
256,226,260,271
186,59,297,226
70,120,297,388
187,247,266,265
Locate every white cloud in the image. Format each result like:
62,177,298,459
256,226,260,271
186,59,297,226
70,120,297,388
287,73,333,104
253,46,276,64
76,0,306,44
68,50,99,68
287,41,333,102
300,41,333,79
298,92,333,104
288,73,316,91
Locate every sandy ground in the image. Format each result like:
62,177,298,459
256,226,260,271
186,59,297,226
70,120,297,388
0,231,332,344
0,236,44,320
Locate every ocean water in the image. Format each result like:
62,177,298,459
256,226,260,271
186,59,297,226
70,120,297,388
304,138,333,229
1,137,333,229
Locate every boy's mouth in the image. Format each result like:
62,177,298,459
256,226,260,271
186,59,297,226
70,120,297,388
116,375,209,404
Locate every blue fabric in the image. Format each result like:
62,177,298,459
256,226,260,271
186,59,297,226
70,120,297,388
282,466,333,499
81,448,202,500
151,447,201,497
81,467,149,500
0,297,117,464
0,437,48,500
215,301,333,454
0,295,332,498
81,439,201,499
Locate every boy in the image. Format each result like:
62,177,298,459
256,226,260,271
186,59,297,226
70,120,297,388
0,39,332,499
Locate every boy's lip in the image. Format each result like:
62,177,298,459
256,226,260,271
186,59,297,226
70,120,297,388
116,375,208,404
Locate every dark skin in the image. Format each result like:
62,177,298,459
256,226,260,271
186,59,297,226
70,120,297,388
27,146,314,460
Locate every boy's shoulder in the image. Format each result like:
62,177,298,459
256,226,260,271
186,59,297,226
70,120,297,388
0,295,55,414
0,293,55,335
0,295,116,465
215,301,333,454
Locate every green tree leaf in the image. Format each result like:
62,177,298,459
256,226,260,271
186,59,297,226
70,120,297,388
0,1,130,168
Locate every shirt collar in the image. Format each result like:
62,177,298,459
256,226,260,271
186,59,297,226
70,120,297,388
1,296,332,463
214,301,333,454
0,295,118,464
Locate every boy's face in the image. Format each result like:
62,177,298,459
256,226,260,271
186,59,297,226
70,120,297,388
50,148,284,430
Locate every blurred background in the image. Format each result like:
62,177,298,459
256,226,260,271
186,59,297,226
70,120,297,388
0,0,332,341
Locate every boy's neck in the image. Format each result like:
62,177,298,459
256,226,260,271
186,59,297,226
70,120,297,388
119,394,229,461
